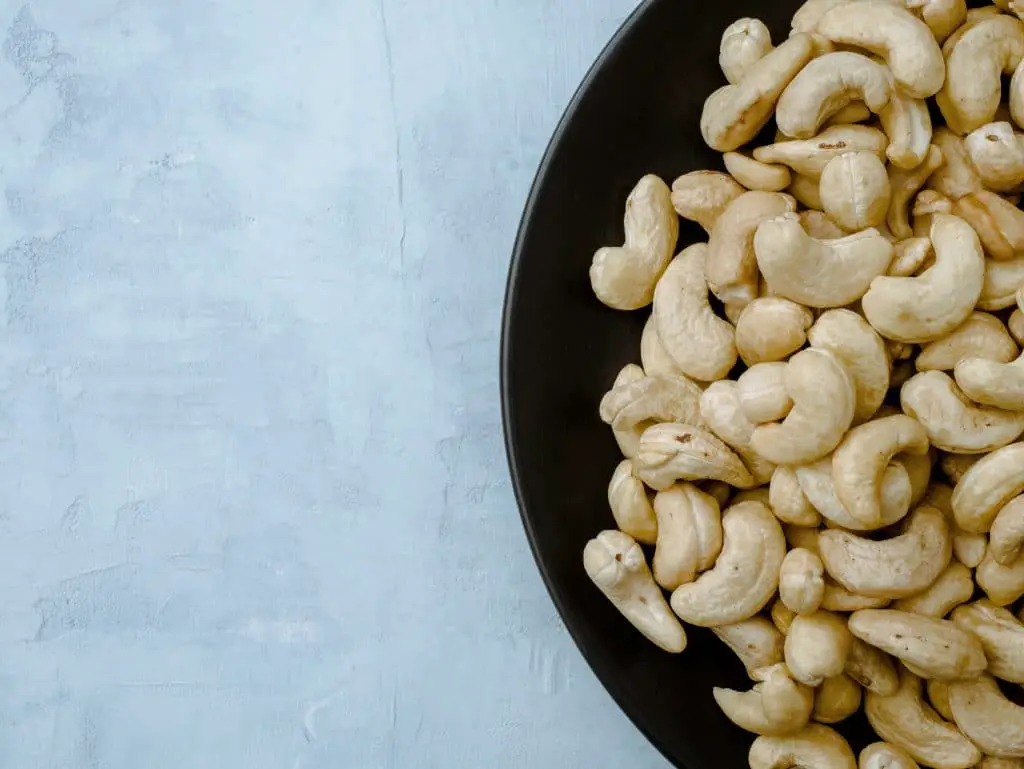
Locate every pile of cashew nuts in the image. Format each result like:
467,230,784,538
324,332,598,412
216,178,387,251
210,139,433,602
585,1,1024,767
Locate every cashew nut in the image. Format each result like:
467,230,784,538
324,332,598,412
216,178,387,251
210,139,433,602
917,312,1019,372
888,237,933,277
713,616,786,678
754,124,891,179
827,101,873,126
979,255,1024,311
736,298,814,366
813,674,862,725
720,18,774,84
755,213,893,309
802,209,850,240
715,663,815,736
824,582,893,612
749,724,857,769
785,610,854,687
640,315,688,379
846,637,900,696
951,600,1024,683
948,674,1024,758
725,151,793,192
902,449,934,507
939,454,980,485
927,129,981,201
1012,309,1024,346
739,363,795,425
653,243,738,382
955,353,1024,412
879,86,934,171
927,679,954,721
671,170,745,233
953,190,1024,261
977,759,1024,769
590,175,679,310
797,457,913,532
670,501,785,626
651,483,723,590
891,560,973,618
951,442,1024,533
789,173,824,209
858,742,920,769
927,481,988,567
608,459,658,544
702,479,734,509
636,422,756,491
773,598,798,636
899,0,967,44
700,380,777,485
600,372,705,457
976,548,1024,606
781,547,826,616
890,144,947,240
584,530,687,653
965,121,1024,191
820,151,892,231
771,466,822,527
912,189,954,242
990,495,1024,566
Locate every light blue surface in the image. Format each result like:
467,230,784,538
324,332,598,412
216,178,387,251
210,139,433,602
0,1,671,766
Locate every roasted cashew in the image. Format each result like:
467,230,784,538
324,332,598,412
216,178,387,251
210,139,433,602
715,663,815,736
965,121,1024,191
926,679,953,721
955,353,1024,412
785,610,854,687
590,175,679,310
653,244,738,382
917,312,1019,372
951,442,1024,533
713,616,786,678
670,501,785,626
635,422,756,491
754,124,890,180
780,547,826,616
739,363,795,425
865,670,981,769
755,213,893,309
640,315,687,379
990,495,1024,565
848,609,987,681
750,348,856,466
671,170,745,233
770,466,822,527
776,52,893,139
979,255,1024,311
700,380,777,485
814,674,862,725
584,530,687,653
796,458,913,532
953,190,1024,261
600,372,705,457
976,549,1024,606
708,191,797,309
725,152,793,192
846,637,900,696
608,459,658,544
888,237,933,278
736,298,814,366
651,483,723,590
749,724,857,769
901,371,1024,454
951,600,1024,683
720,18,774,84
702,34,815,151
891,560,973,618
858,742,919,769
863,214,984,344
820,151,892,232
948,674,1024,758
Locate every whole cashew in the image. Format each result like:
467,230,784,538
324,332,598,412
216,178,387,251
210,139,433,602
713,616,785,678
976,549,1024,606
671,170,745,233
865,670,981,769
640,315,688,379
808,310,890,424
863,214,984,344
951,600,1024,683
951,442,1024,533
771,466,822,527
814,674,862,725
651,483,723,590
990,495,1024,565
917,312,1019,372
608,459,658,544
820,152,892,231
700,380,777,485
707,191,797,309
749,724,857,769
720,18,774,84
780,547,826,616
948,674,1024,758
953,190,1024,261
964,122,1024,191
754,124,891,180
796,458,913,532
600,372,705,457
901,371,1024,454
653,244,738,382
635,422,756,491
714,663,815,736
791,0,849,35
891,560,974,618
846,637,900,696
725,152,793,192
858,742,919,769
755,213,893,309
888,237,933,277
590,175,679,310
785,610,854,687
735,298,814,366
890,144,947,239
739,363,795,425
776,52,893,139
955,353,1024,412
750,348,857,466
848,609,988,681
584,530,687,653
670,501,785,627
702,34,815,151
979,255,1024,311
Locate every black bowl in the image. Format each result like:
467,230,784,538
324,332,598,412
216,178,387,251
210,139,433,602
500,1,876,766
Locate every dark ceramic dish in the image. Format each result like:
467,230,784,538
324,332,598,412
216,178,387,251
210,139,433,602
500,0,877,766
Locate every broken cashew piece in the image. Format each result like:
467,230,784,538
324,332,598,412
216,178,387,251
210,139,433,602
635,422,756,492
769,466,821,527
584,530,687,653
796,458,912,532
951,600,1024,684
700,380,777,485
724,152,793,192
735,298,814,366
891,560,974,618
713,616,786,678
671,171,744,233
808,309,890,423
780,548,826,616
754,124,890,180
670,501,785,627
608,459,658,544
820,152,892,232
785,610,854,687
599,372,705,457
749,724,857,769
814,674,862,725
948,674,1024,758
955,353,1024,412
964,121,1024,192
720,18,774,84
590,175,678,310
888,238,933,278
739,363,795,425
651,483,723,590
714,663,814,736
917,312,1019,372
951,442,1024,533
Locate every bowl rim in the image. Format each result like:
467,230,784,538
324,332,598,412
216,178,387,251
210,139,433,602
498,1,685,766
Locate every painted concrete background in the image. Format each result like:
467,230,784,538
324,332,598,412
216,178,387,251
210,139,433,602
0,0,673,767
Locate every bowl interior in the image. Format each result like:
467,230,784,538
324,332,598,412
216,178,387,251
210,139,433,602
501,1,877,766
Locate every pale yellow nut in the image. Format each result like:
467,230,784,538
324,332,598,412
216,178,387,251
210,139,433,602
976,549,1024,606
926,481,988,567
584,530,687,653
713,616,785,678
955,353,1024,412
785,611,853,687
724,151,792,192
891,560,973,618
990,496,1024,566
901,372,1024,454
607,459,658,545
732,487,770,506
890,145,947,240
735,298,813,366
653,244,738,382
912,189,953,225
651,483,722,590
822,581,892,613
950,600,1024,683
848,609,987,681
699,381,776,485
640,315,687,379
770,466,821,527
813,674,862,725
749,724,857,769
780,548,826,616
670,501,784,627
720,17,773,85
826,101,872,126
858,743,919,769
888,238,933,278
789,173,824,210
590,175,678,310
979,255,1024,312
599,372,704,458
670,170,744,233
772,598,798,636
702,34,815,152
951,442,1024,533
738,363,795,425
902,450,934,508
953,190,1024,262
801,210,848,240
796,458,912,532
701,479,733,509
791,0,848,34
605,364,645,456
948,674,1024,758
845,637,899,696
926,679,953,721
917,312,1019,372
820,152,892,232
879,85,933,171
865,670,981,769
964,121,1024,192
938,454,979,485
714,663,814,736
897,0,967,44
754,124,890,180
635,422,756,492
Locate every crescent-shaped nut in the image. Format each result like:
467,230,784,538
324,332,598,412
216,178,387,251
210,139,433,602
848,609,988,681
964,122,1024,192
951,442,1024,533
739,363,795,425
720,18,774,84
890,144,946,240
814,674,862,725
990,496,1024,566
796,458,912,532
865,670,982,769
700,381,776,485
608,459,658,545
879,85,934,171
780,548,826,616
785,611,854,687
770,466,822,527
713,616,785,678
640,315,687,379
927,679,954,721
736,298,814,366
937,14,1024,135
671,170,745,233
863,214,984,344
702,34,815,152
584,530,687,653
980,255,1024,312
776,52,893,139
636,422,756,491
976,549,1024,606
755,213,893,309
859,743,919,769
750,349,856,466
953,190,1024,262
845,637,900,696
590,175,679,310
753,125,890,180
948,674,1024,758
725,152,793,193
653,244,738,382
820,152,892,232
888,237,933,278
808,309,890,424
816,0,945,98
917,313,1019,372
892,560,974,618
707,192,797,309
670,501,785,627
955,354,1024,412
749,724,857,769
819,504,951,599
950,600,1024,683
651,483,723,590
714,664,815,736
901,372,1024,454
600,372,705,457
